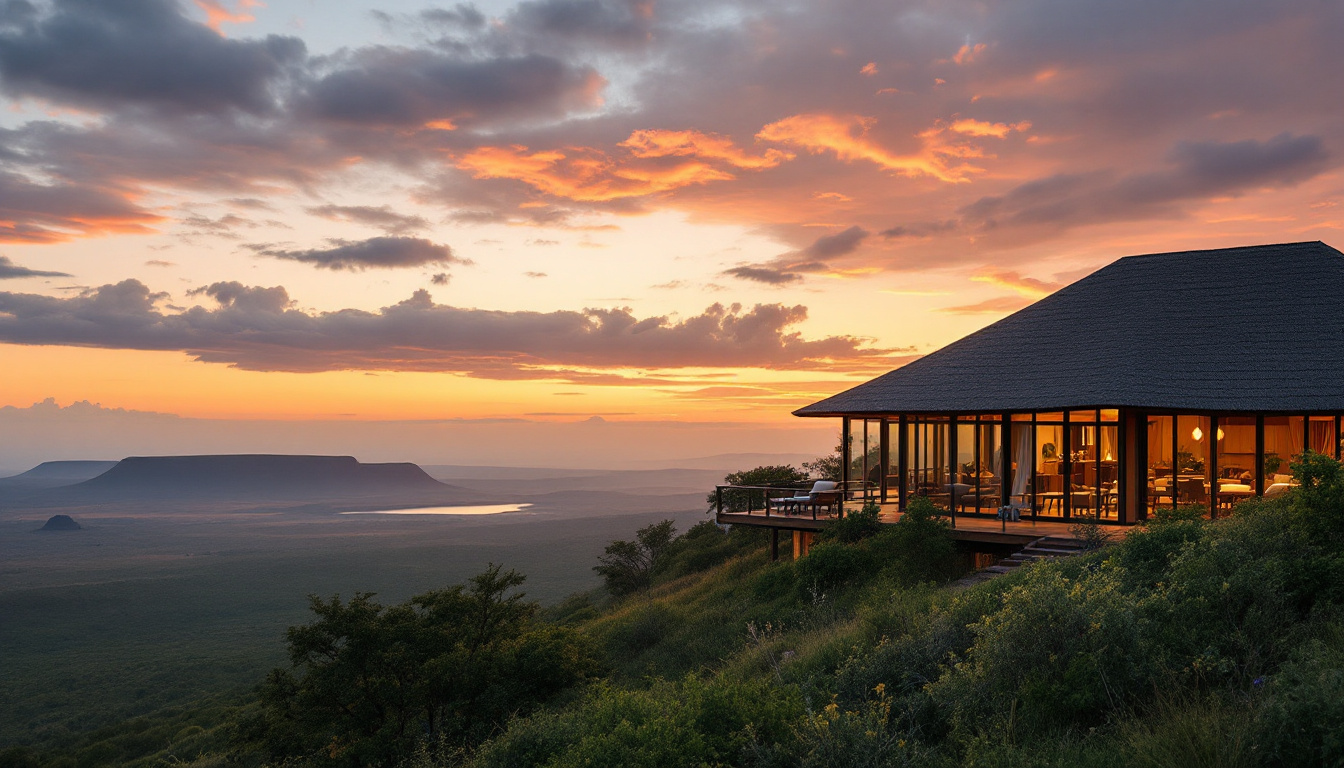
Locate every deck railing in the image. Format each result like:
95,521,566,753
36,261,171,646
713,480,878,520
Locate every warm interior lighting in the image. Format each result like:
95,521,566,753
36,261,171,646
1217,428,1225,441
1192,426,1204,441
1105,451,1113,461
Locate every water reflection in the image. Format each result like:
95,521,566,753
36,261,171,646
340,504,532,516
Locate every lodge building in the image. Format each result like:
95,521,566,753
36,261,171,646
792,241,1344,525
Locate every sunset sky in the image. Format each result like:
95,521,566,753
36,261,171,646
1,0,1341,465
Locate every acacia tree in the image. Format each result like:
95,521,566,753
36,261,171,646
593,519,677,596
257,565,594,766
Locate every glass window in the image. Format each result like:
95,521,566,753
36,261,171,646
1216,417,1257,506
1011,413,1033,422
1176,415,1211,509
1009,421,1033,512
1264,416,1304,488
884,419,901,502
1037,411,1064,423
907,419,950,510
1310,416,1335,458
1069,423,1099,518
1098,425,1119,519
977,420,1003,512
1036,423,1064,516
1100,409,1120,422
955,421,975,512
1068,409,1099,423
1147,415,1174,511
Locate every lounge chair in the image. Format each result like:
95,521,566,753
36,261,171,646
772,480,839,515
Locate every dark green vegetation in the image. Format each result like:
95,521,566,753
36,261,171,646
12,453,1344,767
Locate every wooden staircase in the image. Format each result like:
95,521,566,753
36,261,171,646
983,535,1090,574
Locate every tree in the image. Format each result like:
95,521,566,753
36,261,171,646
257,565,594,766
594,519,677,596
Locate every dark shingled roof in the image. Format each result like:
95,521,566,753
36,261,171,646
796,241,1344,416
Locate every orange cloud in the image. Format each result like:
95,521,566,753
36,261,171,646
618,129,792,169
756,113,981,183
950,118,1032,138
970,270,1061,297
457,145,733,202
936,295,1033,315
194,0,262,33
952,43,987,65
458,129,784,202
860,62,879,76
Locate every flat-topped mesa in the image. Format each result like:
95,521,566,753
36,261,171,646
69,454,447,499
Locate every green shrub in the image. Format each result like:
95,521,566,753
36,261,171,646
795,542,863,594
820,502,883,544
470,677,802,768
876,496,958,585
1122,695,1256,768
1252,632,1344,767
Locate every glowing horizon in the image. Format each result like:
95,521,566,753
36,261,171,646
1,0,1340,455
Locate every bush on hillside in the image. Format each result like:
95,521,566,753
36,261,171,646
255,565,595,767
594,519,677,596
819,502,883,544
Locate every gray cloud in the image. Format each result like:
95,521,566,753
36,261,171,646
724,226,869,285
507,0,656,50
306,204,430,234
247,236,464,271
723,266,802,285
960,133,1330,235
421,4,487,30
0,0,305,115
301,49,602,129
799,225,869,260
0,280,901,376
0,254,70,278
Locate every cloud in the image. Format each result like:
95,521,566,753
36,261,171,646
507,0,657,50
193,0,262,32
0,281,908,379
0,280,902,376
0,0,305,115
936,296,1035,314
722,266,802,285
970,269,1061,297
949,118,1030,138
756,114,983,183
301,49,604,129
305,204,430,234
455,129,787,203
0,255,70,278
419,5,487,30
0,170,163,243
960,133,1331,236
247,236,464,271
430,272,450,285
723,226,869,285
619,129,792,170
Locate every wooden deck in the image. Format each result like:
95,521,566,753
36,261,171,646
717,502,1137,545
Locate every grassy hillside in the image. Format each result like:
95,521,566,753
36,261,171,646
9,454,1344,767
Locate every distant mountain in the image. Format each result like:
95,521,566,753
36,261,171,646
0,460,118,488
36,454,465,503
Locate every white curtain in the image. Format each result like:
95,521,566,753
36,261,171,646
1011,425,1032,497
1100,426,1118,463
